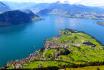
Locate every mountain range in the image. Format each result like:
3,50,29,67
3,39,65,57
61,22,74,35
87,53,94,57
36,3,104,15
0,1,104,25
1,1,104,14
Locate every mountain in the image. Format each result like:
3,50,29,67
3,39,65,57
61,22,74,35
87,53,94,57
0,2,10,13
36,3,104,15
30,3,51,13
2,1,104,13
3,2,50,13
0,10,39,26
3,2,104,14
1,1,104,16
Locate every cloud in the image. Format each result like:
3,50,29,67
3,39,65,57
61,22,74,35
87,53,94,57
78,0,104,6
0,0,104,6
0,0,59,3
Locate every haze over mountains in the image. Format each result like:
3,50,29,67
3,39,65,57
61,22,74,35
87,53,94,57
0,1,104,26
0,1,104,13
0,2,41,26
0,2,10,12
1,1,103,13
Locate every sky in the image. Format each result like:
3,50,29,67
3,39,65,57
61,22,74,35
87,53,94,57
0,0,104,7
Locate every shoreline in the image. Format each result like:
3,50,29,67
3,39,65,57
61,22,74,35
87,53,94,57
64,28,104,46
50,14,104,20
0,18,42,27
2,29,104,69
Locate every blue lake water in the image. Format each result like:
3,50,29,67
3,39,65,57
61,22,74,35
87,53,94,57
0,15,104,67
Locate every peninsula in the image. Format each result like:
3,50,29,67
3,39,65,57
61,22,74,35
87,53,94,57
5,29,104,70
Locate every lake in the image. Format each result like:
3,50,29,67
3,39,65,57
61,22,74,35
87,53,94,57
0,15,104,67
